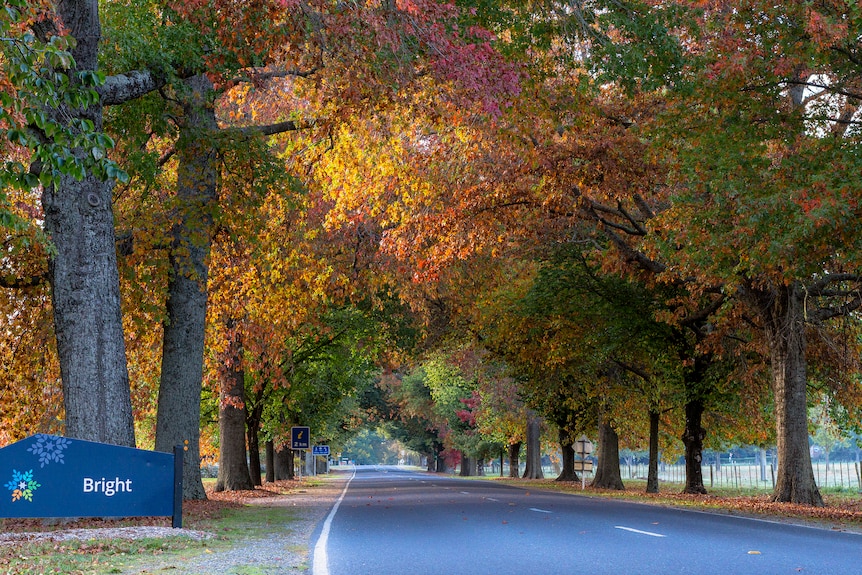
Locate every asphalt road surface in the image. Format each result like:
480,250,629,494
313,466,862,575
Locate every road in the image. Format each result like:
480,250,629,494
312,466,862,575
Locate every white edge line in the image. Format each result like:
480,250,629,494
313,465,357,575
615,525,666,538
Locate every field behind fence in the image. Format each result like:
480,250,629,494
620,460,862,491
478,457,862,491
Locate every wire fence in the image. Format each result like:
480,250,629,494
620,460,862,491
486,459,862,491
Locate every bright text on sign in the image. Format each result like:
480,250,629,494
83,477,133,496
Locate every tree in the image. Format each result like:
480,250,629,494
23,0,162,446
214,319,253,492
607,0,862,505
522,411,544,480
591,418,624,491
100,0,519,497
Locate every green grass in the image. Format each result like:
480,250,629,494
205,504,299,539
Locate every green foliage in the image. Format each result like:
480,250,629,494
254,306,386,447
588,0,691,92
0,5,127,229
100,0,207,76
341,427,401,465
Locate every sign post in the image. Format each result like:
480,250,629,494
0,434,183,527
173,445,184,528
312,446,330,476
291,427,310,450
291,427,310,480
575,435,594,490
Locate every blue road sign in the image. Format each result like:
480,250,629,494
312,445,330,456
291,426,311,450
0,434,182,526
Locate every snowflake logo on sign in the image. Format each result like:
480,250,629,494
27,434,70,467
5,469,40,502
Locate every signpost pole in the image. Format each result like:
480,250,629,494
173,445,184,528
297,450,302,481
576,436,594,491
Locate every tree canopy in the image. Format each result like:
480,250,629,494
0,0,861,508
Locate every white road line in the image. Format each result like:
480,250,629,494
529,507,553,514
313,466,356,575
486,497,499,502
460,491,471,495
615,526,666,538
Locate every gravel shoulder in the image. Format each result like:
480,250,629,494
124,475,348,575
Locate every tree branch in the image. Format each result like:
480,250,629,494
99,70,165,106
807,273,861,296
237,119,316,137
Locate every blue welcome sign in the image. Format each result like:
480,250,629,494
0,435,183,528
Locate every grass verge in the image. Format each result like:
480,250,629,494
0,478,315,575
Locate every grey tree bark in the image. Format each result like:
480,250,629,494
682,399,707,494
459,455,476,476
47,0,135,446
555,431,580,482
214,324,253,492
246,389,266,487
522,412,544,479
508,442,521,478
591,420,625,490
265,440,275,483
274,447,295,480
646,410,660,493
154,74,217,500
434,443,447,473
743,282,823,506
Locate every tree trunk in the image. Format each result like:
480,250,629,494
154,74,218,501
434,442,446,473
646,410,660,493
752,282,823,506
508,442,521,478
214,324,253,492
274,447,294,480
47,0,135,447
246,388,265,487
459,454,474,477
682,400,708,494
265,440,275,483
247,424,262,487
556,432,580,482
522,412,544,479
591,420,624,490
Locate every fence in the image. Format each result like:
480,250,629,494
484,459,861,491
621,460,862,490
